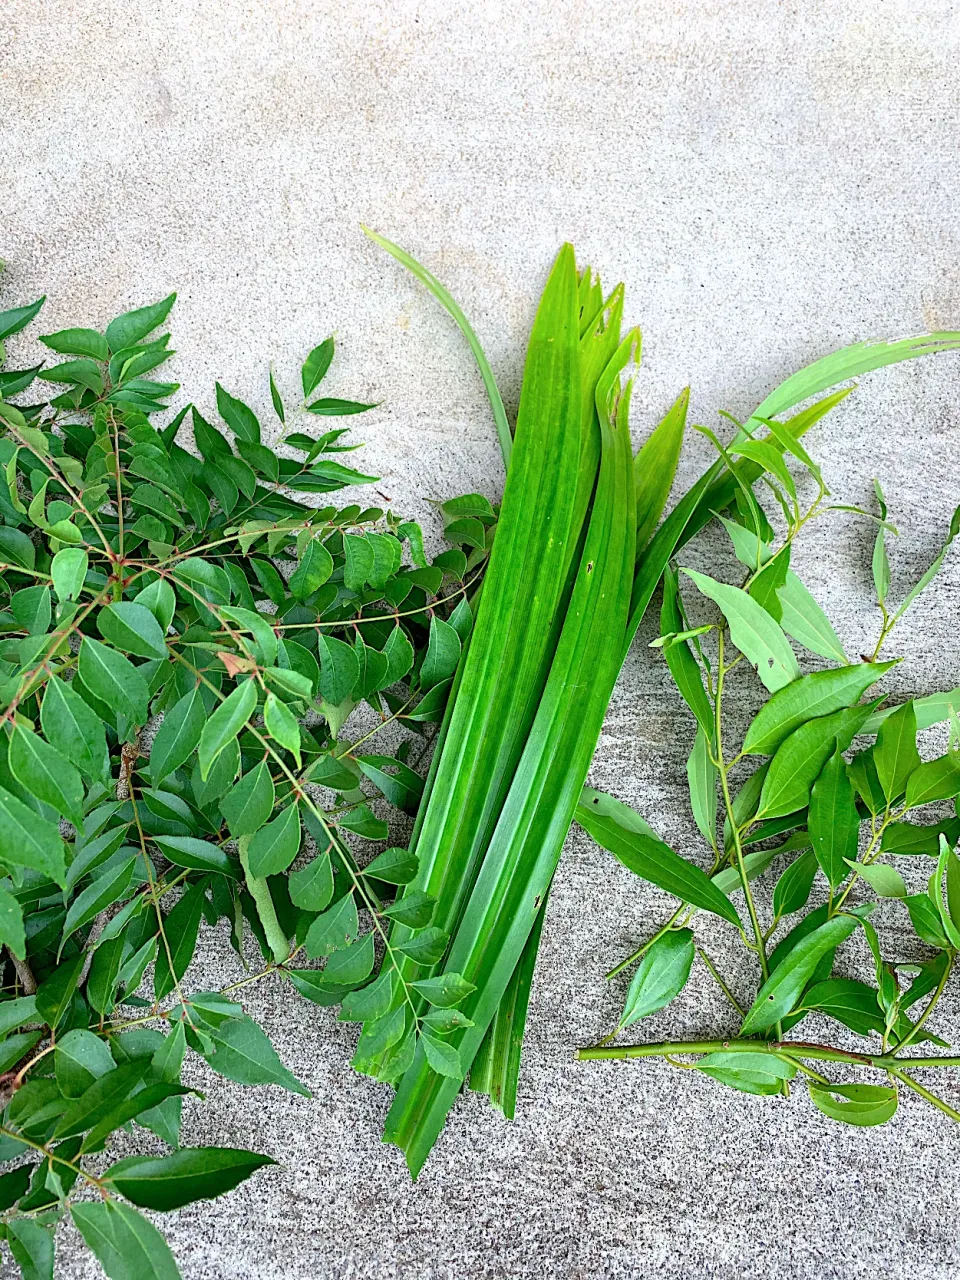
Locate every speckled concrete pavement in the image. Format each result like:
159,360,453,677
2,2,960,1276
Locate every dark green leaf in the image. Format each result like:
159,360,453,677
381,889,436,928
289,538,333,601
576,799,740,926
40,326,108,360
696,1050,797,1096
420,616,461,691
305,398,376,416
0,883,25,960
773,849,818,917
220,761,275,839
660,562,713,735
55,1028,117,1098
150,688,205,783
9,724,84,826
200,1013,309,1096
809,748,860,887
905,754,960,808
740,914,860,1034
0,297,45,341
152,836,237,877
322,931,375,986
78,638,149,725
875,700,920,803
301,338,334,398
61,851,136,946
197,680,257,781
362,846,419,885
304,893,359,957
356,756,423,814
412,971,476,1008
98,602,168,660
316,633,360,706
798,978,886,1036
215,383,261,444
246,803,301,878
742,662,895,756
758,703,874,820
7,1218,54,1280
154,881,207,1000
105,294,176,352
395,927,449,964
619,928,694,1028
288,852,334,912
106,1146,275,1211
0,785,66,884
809,1081,898,1127
420,1029,462,1078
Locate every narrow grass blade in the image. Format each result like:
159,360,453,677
468,896,546,1116
362,226,512,467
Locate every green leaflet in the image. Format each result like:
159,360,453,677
619,929,694,1029
197,680,257,780
742,662,896,756
808,748,860,887
809,1082,898,1127
682,569,800,692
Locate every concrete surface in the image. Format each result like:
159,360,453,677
3,1,960,1276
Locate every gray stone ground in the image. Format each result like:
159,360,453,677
3,1,960,1275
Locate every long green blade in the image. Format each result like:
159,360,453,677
362,226,512,467
354,245,586,1081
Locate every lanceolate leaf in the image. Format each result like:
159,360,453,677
809,748,860,887
757,703,874,820
197,679,257,781
682,569,800,692
619,928,694,1028
874,700,920,803
150,687,205,783
105,1147,276,1211
78,638,150,725
740,914,860,1034
72,1200,181,1280
577,802,740,926
742,662,895,756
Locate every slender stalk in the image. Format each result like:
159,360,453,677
890,1069,960,1123
576,1038,960,1070
605,905,686,979
697,947,745,1017
715,632,769,984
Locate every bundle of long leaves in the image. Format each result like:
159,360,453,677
0,291,487,1278
578,452,960,1130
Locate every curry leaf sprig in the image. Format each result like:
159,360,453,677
0,289,488,1279
578,431,960,1128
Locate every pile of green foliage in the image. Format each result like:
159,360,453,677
0,289,484,1278
0,240,958,1277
